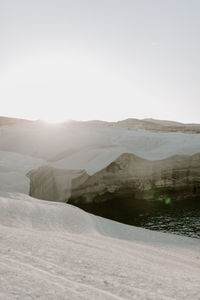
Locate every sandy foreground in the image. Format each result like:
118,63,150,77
0,193,199,300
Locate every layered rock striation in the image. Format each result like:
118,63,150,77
69,153,200,204
28,153,200,204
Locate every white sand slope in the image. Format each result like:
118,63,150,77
0,151,46,193
0,193,199,300
1,124,200,191
0,171,29,194
1,123,200,159
0,151,45,174
51,129,200,174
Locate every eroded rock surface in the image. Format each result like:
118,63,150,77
69,153,200,204
28,166,89,202
27,153,200,205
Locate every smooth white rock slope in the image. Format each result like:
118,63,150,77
0,193,199,300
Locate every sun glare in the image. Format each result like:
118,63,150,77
41,116,67,124
0,49,133,122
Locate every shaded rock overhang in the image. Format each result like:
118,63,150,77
69,152,200,204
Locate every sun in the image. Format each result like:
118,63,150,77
41,116,67,124
38,109,69,124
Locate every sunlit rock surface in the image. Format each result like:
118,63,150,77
1,193,199,300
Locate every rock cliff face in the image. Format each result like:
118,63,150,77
69,153,200,204
28,153,200,204
27,166,89,202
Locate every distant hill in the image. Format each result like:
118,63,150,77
0,116,33,126
1,116,200,133
142,118,183,127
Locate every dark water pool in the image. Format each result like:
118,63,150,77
76,198,200,239
130,201,200,238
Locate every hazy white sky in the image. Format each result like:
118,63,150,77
0,0,200,123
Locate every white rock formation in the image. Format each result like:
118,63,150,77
0,116,200,196
0,193,199,300
28,166,89,202
69,152,200,204
28,153,200,204
0,150,45,193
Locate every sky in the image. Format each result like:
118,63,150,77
0,0,200,123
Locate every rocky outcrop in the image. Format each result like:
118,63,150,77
69,153,200,204
27,153,200,205
27,166,89,202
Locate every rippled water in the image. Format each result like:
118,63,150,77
131,201,200,239
76,198,200,239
